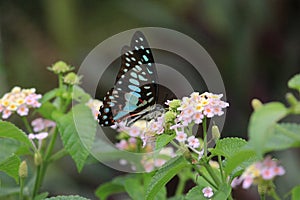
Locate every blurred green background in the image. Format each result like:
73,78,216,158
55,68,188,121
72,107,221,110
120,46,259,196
0,1,299,199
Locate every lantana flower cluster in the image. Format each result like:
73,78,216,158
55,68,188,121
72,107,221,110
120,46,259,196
113,116,164,147
231,156,285,189
168,92,228,158
171,92,229,127
0,87,42,119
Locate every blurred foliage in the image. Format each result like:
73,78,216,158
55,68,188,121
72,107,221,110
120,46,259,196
0,0,299,199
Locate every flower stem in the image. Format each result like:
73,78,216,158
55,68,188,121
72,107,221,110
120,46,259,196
192,165,218,189
175,173,187,196
21,117,33,133
32,128,58,198
19,177,24,200
269,188,281,200
49,149,68,162
32,165,41,198
203,160,221,187
45,128,58,161
218,155,225,182
202,117,207,157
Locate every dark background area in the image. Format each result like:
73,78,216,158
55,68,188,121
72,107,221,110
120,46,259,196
0,1,299,199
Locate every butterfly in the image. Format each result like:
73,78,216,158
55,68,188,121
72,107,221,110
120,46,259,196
98,31,163,127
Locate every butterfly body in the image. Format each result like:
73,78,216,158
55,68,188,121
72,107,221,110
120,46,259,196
98,31,161,126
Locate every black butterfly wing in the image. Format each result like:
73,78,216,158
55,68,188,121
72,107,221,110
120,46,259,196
98,31,158,126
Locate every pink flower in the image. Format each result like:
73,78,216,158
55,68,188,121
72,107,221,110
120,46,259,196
17,105,29,116
203,106,214,118
261,168,275,180
31,118,56,132
232,155,285,189
0,104,4,112
128,126,141,137
175,131,187,142
25,95,35,106
242,176,253,189
193,112,203,124
273,166,285,176
28,132,49,150
231,177,242,188
128,137,137,144
115,140,128,150
2,109,12,119
202,186,213,198
187,136,200,148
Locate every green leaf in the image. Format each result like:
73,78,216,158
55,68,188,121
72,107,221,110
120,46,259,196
72,85,91,103
57,104,96,172
0,120,33,148
288,74,300,92
34,192,49,200
185,186,207,200
224,149,258,176
45,195,90,200
0,154,21,183
248,102,288,156
124,178,144,200
292,185,300,200
95,182,125,200
0,187,19,197
145,156,189,200
186,184,231,200
37,101,58,120
265,123,300,151
155,134,175,150
0,138,20,161
210,137,247,158
41,88,59,103
212,183,232,200
167,196,184,200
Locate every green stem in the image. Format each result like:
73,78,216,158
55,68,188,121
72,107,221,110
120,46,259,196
58,74,63,88
260,193,266,200
49,149,68,162
45,128,58,160
218,155,225,182
203,117,207,157
203,161,221,187
269,188,281,200
175,173,187,196
192,165,218,189
32,165,41,198
61,85,72,113
19,178,24,200
171,140,184,151
32,129,58,198
21,117,33,133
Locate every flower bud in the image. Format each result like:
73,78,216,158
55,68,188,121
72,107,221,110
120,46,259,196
34,152,43,166
168,100,181,110
251,99,263,111
19,161,28,179
48,61,74,74
63,72,82,85
164,111,176,123
212,125,220,141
